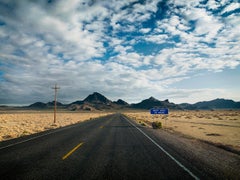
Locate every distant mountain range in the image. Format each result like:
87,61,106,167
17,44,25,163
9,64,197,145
180,98,240,110
28,101,64,108
10,92,240,111
131,97,181,110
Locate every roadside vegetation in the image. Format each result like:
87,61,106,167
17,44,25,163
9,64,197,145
124,110,240,153
152,121,162,129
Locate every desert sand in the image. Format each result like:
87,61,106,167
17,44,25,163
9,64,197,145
125,110,240,152
1,110,240,153
0,111,111,142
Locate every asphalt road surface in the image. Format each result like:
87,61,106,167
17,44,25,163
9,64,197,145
0,114,202,179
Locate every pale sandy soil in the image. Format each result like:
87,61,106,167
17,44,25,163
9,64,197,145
124,110,240,152
1,110,240,153
0,111,111,142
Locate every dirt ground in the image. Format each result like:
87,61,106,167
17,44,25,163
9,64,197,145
1,110,240,153
124,110,240,152
0,111,111,142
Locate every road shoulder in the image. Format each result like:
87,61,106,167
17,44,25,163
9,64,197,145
125,115,240,179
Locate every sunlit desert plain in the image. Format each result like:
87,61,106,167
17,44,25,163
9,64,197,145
0,111,111,142
1,110,240,153
125,110,240,152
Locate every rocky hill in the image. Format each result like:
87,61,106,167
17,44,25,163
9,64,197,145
83,92,112,104
179,98,240,110
68,92,129,111
131,97,182,110
113,99,129,106
28,101,64,109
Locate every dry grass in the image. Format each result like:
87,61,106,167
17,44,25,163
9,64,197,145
0,111,111,141
125,110,240,152
1,110,240,152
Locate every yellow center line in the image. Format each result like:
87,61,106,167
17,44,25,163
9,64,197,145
62,142,84,160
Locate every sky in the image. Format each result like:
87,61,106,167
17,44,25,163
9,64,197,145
0,0,240,105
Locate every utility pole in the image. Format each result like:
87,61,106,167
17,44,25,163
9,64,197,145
52,84,60,124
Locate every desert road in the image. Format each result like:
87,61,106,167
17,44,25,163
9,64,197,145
0,113,206,179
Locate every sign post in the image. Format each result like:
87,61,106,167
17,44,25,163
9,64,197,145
150,108,169,127
150,108,169,115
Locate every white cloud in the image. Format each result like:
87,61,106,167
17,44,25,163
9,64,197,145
140,28,151,34
113,45,132,54
112,52,143,68
222,2,240,14
179,6,224,41
206,0,221,10
144,34,169,44
0,0,240,105
168,0,199,8
5,0,106,62
110,0,158,34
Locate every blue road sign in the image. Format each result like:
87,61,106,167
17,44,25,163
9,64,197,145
150,108,169,115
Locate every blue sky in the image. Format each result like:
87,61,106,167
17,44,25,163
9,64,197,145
0,0,240,105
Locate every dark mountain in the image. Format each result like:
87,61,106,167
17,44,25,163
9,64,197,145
47,101,64,106
113,99,129,106
69,92,114,111
178,103,197,110
69,100,84,105
28,102,47,108
180,98,240,110
83,92,112,104
131,97,182,110
28,101,64,109
131,97,160,109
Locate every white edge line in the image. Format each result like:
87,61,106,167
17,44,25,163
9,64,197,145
123,116,199,180
0,124,77,150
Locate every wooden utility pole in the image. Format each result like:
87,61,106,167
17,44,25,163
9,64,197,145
52,84,60,124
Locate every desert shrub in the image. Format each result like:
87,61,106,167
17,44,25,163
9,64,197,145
152,121,162,129
138,120,146,126
206,133,221,136
2,135,14,140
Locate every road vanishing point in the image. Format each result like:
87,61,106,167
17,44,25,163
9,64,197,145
0,114,208,179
